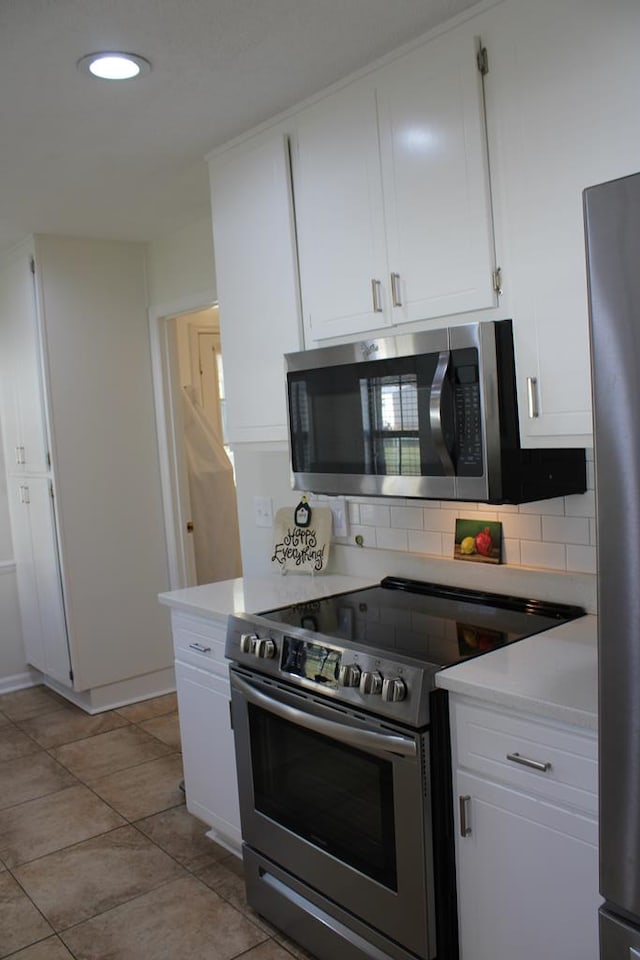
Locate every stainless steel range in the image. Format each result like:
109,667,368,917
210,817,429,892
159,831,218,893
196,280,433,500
225,576,584,960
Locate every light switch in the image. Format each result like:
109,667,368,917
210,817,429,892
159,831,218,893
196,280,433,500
328,497,349,538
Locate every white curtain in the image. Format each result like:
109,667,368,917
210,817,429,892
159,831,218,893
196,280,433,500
182,386,242,584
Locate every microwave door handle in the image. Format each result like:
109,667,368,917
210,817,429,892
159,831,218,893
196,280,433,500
231,672,417,759
429,351,455,476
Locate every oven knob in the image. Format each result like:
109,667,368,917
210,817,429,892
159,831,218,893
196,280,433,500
359,670,383,695
240,633,259,654
257,638,277,659
381,677,407,703
338,663,361,687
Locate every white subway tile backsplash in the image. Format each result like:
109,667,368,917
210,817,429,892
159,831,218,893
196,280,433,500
502,538,521,565
360,504,390,527
541,515,590,545
423,508,458,533
498,513,542,541
349,525,376,548
590,518,598,546
376,527,409,552
390,505,424,530
442,533,455,558
408,529,443,556
565,491,596,517
566,544,597,574
520,540,567,571
518,498,565,516
348,502,361,525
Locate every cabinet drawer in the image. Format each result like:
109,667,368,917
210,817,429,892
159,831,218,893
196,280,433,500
452,700,597,816
172,612,229,677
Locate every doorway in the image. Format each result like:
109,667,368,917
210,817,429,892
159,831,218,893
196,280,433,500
150,299,242,589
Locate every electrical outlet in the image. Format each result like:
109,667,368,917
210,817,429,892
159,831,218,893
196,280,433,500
254,496,273,528
328,497,349,538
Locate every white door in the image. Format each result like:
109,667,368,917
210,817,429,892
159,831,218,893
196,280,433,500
8,476,72,686
455,770,599,960
293,79,391,341
377,27,497,326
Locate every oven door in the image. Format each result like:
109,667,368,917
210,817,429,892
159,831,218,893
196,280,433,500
230,667,435,959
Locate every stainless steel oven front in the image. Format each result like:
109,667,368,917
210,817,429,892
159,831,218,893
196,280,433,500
229,665,435,960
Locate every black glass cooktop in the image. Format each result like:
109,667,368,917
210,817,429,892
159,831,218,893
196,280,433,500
259,576,585,669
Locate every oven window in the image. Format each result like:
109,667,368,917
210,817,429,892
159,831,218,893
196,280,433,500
248,704,398,890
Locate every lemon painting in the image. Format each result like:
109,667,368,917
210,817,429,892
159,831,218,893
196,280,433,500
454,518,502,564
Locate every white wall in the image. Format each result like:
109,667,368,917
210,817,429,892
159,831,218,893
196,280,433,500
146,215,216,308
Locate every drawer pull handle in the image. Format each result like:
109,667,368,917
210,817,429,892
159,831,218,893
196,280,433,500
459,795,471,837
507,751,551,773
189,642,212,654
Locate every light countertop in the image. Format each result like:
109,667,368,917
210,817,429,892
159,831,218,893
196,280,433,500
158,573,377,620
435,614,598,730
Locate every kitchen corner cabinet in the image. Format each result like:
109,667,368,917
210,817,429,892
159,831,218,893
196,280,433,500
170,611,241,855
450,697,599,960
0,237,172,709
292,24,497,345
208,129,302,444
489,0,640,445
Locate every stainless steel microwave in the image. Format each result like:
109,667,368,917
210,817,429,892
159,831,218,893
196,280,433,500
285,320,586,504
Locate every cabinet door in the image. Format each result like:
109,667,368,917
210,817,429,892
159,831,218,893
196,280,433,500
494,0,640,444
8,476,71,685
455,769,599,960
209,132,302,444
377,28,497,326
0,250,49,475
174,659,241,854
293,80,391,342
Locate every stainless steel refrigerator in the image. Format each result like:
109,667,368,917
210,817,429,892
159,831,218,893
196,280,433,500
584,170,640,958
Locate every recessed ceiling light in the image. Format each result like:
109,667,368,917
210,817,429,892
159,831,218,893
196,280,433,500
77,52,151,80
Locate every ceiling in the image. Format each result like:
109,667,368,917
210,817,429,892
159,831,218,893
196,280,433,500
0,0,483,252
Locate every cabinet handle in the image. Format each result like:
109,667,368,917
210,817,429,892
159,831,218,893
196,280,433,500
15,445,25,464
390,272,402,307
371,278,383,313
19,484,30,504
188,642,211,654
506,751,551,773
526,377,539,419
459,794,471,837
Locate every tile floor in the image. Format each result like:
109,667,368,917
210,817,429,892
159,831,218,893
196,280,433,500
0,684,315,960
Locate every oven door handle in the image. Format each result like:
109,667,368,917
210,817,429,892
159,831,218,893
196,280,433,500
231,673,417,759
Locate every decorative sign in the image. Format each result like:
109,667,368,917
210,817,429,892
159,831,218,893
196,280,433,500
454,518,503,564
271,505,332,574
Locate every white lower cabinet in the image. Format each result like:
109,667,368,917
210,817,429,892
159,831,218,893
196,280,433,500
450,697,600,960
171,612,241,855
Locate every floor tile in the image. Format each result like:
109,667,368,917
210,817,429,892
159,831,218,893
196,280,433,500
274,934,319,960
199,867,278,936
0,751,77,810
17,704,130,749
2,935,76,959
115,692,178,723
138,711,182,749
60,875,267,960
88,753,185,820
13,824,186,931
242,941,305,960
0,784,124,868
0,723,42,763
0,871,53,958
50,725,173,781
134,804,228,871
0,685,66,722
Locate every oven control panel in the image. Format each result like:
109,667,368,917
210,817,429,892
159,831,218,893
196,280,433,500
227,616,432,726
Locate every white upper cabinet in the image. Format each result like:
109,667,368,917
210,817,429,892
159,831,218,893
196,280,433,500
376,27,497,327
490,0,640,445
0,245,49,475
292,81,391,339
292,23,498,345
209,130,302,444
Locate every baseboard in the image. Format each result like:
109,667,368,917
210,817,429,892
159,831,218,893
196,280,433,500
43,666,176,714
0,669,41,695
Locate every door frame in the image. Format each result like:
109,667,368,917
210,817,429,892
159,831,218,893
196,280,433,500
148,290,216,590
